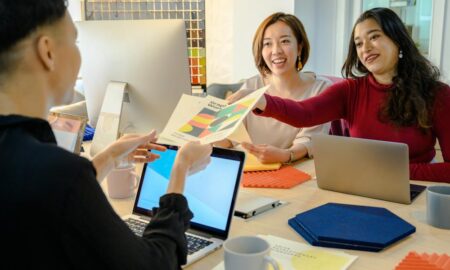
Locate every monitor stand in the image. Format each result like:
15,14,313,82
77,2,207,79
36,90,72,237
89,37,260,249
90,81,127,157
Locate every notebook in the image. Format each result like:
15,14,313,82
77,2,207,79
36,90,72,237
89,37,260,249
244,152,281,171
312,134,426,204
288,203,416,252
122,145,245,267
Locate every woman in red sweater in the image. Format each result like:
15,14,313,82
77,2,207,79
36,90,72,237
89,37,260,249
231,8,450,183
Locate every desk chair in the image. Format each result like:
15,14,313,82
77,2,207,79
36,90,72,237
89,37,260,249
206,82,244,99
321,75,350,137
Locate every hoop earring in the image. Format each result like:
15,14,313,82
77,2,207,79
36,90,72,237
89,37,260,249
399,50,403,59
297,56,303,71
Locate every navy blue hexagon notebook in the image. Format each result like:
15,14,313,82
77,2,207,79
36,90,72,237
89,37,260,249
288,203,415,252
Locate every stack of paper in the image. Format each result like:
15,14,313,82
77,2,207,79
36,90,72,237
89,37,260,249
395,252,450,270
213,234,357,270
288,203,416,252
260,235,357,270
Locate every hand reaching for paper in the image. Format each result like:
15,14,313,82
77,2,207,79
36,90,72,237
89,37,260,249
109,130,167,164
92,130,167,182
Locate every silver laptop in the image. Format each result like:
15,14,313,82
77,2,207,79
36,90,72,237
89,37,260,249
312,134,425,204
123,145,245,266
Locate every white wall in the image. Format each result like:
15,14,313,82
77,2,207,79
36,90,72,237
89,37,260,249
68,0,82,21
294,0,317,73
296,0,339,76
206,0,294,84
205,0,234,85
232,0,294,82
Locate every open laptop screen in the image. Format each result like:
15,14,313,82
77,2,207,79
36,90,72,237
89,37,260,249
133,145,244,238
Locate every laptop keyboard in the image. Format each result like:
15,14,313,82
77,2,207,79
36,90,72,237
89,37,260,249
186,234,213,255
124,218,214,255
125,218,147,236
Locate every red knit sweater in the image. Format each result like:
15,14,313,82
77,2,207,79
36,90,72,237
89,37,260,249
257,75,450,183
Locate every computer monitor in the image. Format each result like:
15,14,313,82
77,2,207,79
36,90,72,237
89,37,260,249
76,20,191,152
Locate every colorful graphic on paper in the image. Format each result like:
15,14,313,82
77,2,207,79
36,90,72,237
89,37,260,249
178,98,255,138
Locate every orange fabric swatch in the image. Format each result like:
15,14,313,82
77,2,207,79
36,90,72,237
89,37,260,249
395,252,450,270
242,166,311,189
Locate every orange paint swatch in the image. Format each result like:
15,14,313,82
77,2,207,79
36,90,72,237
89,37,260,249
395,252,450,270
242,166,311,189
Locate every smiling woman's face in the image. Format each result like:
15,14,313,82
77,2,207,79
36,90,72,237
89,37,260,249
261,21,301,77
354,18,399,81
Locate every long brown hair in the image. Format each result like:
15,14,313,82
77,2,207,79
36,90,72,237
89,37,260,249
253,12,310,76
342,8,441,130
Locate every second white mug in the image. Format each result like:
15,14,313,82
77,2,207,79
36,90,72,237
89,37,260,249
223,236,279,270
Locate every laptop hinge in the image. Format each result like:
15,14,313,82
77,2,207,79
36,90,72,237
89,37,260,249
139,215,151,222
187,228,216,239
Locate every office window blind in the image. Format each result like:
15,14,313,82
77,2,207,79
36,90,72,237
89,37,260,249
84,0,206,94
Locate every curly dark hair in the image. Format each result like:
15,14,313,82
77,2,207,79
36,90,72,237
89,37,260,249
0,0,67,75
342,7,441,130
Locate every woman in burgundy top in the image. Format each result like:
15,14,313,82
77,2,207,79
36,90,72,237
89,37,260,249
232,8,450,183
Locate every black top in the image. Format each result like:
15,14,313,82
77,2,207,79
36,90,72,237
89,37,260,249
0,115,192,269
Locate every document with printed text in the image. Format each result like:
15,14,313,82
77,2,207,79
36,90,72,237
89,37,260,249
159,86,268,145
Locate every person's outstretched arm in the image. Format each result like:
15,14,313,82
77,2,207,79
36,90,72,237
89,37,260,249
254,81,349,129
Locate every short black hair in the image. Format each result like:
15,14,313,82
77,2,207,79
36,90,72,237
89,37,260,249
0,0,67,73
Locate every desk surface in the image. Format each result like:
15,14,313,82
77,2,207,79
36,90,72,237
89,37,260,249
101,159,450,270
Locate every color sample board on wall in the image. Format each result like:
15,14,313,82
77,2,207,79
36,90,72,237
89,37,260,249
84,0,206,93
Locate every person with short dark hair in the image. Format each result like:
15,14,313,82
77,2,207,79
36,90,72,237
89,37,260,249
231,8,450,182
0,1,212,268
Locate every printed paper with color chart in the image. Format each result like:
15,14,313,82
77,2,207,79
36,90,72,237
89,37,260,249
159,86,268,145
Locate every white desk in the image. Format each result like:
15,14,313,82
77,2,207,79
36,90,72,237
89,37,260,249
101,159,450,269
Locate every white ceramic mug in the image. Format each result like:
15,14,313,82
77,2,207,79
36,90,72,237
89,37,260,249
107,165,138,199
223,236,279,270
427,185,450,229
